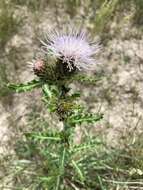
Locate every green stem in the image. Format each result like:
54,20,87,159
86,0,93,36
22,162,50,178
56,85,72,189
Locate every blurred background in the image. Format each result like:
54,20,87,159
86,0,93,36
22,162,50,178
0,0,143,189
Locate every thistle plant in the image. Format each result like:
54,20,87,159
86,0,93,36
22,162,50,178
8,26,103,189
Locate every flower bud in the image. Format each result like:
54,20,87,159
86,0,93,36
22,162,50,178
33,60,45,77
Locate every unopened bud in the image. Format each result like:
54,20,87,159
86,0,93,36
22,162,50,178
33,60,45,76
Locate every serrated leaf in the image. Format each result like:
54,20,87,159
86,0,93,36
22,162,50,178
7,79,42,93
72,74,102,85
42,84,59,113
67,113,103,125
27,131,61,142
71,139,102,154
72,160,85,182
42,84,52,99
42,84,59,99
31,135,61,141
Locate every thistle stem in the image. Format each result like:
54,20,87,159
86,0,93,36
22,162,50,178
56,85,73,189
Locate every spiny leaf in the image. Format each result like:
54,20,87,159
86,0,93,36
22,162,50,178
26,131,61,142
42,84,59,98
59,147,66,175
72,74,102,85
72,160,85,182
42,84,59,112
31,135,61,141
42,84,53,98
7,79,42,93
67,113,103,125
71,138,103,154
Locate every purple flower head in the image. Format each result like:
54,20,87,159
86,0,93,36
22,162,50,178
41,26,100,72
